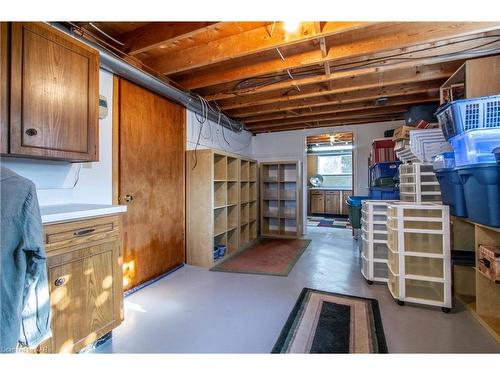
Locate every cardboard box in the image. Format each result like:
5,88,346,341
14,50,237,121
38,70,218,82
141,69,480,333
478,245,500,283
392,125,418,140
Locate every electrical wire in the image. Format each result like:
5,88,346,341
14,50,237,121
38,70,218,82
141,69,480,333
227,34,500,96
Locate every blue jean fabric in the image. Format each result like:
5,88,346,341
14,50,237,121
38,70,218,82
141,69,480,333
1,167,51,352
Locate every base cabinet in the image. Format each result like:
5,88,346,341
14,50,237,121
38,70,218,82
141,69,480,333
40,215,123,353
309,189,351,215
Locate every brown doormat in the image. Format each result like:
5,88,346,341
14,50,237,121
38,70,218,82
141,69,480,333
210,238,311,276
272,288,388,353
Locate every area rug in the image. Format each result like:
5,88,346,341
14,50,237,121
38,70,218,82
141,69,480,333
210,238,311,276
308,218,350,228
272,288,388,353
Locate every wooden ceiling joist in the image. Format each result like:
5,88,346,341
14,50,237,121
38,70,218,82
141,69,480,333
242,94,439,124
251,116,405,134
215,61,458,110
245,105,411,129
176,22,500,89
228,81,443,117
119,22,220,55
144,22,372,76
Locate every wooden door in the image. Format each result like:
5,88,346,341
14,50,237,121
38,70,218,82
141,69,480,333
310,192,325,214
46,241,121,353
116,78,185,290
9,22,99,161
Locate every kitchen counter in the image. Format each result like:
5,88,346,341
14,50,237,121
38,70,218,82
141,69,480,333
40,203,127,224
308,187,353,191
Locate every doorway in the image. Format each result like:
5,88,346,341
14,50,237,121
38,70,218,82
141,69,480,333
306,132,354,229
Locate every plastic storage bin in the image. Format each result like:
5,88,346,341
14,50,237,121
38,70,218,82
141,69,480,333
450,128,500,167
409,129,452,162
434,168,467,217
495,147,500,169
432,152,455,171
435,94,500,140
370,138,397,166
369,187,400,200
346,196,370,229
457,163,500,227
370,161,401,187
399,163,441,203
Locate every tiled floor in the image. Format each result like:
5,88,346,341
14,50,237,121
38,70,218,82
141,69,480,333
94,227,500,353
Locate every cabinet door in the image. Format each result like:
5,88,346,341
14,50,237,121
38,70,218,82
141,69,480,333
310,193,325,214
325,191,341,214
341,191,353,215
10,22,99,161
46,240,122,353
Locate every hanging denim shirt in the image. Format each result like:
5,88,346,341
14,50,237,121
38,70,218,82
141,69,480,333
0,167,51,353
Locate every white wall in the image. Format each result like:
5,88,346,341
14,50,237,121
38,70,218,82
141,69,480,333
252,120,405,233
1,69,115,206
186,110,253,157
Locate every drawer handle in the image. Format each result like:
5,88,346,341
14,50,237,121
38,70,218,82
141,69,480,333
25,128,38,136
73,228,96,236
54,277,65,287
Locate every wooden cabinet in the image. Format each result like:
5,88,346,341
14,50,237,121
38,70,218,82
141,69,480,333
341,190,353,215
310,192,325,214
325,191,341,214
3,22,99,161
309,189,351,215
0,23,8,154
440,55,500,104
40,215,123,353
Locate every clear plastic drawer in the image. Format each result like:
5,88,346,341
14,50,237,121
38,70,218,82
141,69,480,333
400,192,442,203
400,184,441,194
373,242,389,260
387,218,443,231
374,261,388,279
400,174,438,184
405,279,445,303
405,255,444,278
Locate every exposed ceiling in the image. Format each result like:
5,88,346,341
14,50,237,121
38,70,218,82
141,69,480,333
72,21,500,133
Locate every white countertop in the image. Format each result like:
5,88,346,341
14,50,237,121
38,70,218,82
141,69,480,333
308,187,352,191
40,203,127,224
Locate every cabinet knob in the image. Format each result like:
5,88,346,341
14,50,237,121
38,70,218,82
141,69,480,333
25,128,38,136
54,277,66,287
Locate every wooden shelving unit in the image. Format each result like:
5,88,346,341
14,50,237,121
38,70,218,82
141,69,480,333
451,216,500,343
186,149,258,268
239,158,259,248
260,161,302,238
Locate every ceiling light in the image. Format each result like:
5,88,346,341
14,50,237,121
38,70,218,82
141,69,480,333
283,20,301,33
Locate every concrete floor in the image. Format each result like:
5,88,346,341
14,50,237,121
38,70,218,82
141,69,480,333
95,227,500,353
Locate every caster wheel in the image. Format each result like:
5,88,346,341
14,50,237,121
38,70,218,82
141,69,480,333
366,280,373,285
441,307,451,313
396,300,405,306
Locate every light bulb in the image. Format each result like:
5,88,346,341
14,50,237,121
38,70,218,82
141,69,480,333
283,20,301,33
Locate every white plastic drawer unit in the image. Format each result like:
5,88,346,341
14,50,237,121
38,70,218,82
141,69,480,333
399,183,441,194
400,174,438,184
388,248,445,279
400,163,435,175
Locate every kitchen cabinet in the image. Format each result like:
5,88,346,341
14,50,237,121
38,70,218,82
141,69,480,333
310,191,325,214
4,22,99,161
341,190,353,215
40,215,123,353
310,189,351,215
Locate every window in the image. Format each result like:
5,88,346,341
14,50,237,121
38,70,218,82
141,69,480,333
317,154,352,175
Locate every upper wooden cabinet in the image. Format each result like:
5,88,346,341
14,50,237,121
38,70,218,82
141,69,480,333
4,22,99,161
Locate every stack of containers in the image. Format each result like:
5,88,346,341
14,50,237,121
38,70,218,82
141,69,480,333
368,161,400,200
399,164,442,203
360,200,396,284
409,129,452,163
370,138,398,166
386,202,451,312
435,94,500,227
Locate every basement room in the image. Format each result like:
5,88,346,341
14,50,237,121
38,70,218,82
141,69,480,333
1,0,499,372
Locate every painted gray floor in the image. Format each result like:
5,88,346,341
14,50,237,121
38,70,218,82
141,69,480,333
94,227,500,353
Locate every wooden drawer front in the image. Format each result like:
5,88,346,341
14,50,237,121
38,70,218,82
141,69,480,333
325,190,340,196
44,216,120,252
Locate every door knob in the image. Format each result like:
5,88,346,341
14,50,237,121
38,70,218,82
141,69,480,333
122,194,133,203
